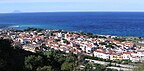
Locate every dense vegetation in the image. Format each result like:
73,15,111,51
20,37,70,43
133,63,144,71
0,38,35,71
113,37,126,42
0,38,119,71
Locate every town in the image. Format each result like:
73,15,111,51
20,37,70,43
0,28,144,64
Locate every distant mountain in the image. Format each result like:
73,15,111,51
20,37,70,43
12,10,22,13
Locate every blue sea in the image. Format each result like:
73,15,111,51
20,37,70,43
0,12,144,37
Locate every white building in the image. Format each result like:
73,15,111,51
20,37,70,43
94,49,110,59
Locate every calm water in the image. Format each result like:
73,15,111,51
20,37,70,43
0,12,144,37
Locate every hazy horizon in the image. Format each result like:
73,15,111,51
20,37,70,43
1,11,144,14
0,0,144,13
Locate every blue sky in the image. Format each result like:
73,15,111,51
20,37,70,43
0,0,144,13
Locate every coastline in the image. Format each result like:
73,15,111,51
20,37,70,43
1,24,144,38
2,27,144,48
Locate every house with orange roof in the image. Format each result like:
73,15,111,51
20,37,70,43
94,49,110,59
129,52,141,62
122,52,131,60
122,42,134,48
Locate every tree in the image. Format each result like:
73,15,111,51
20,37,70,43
105,68,118,71
133,63,144,71
94,64,106,71
36,66,54,71
65,55,76,63
0,39,13,57
113,37,126,42
43,49,65,70
0,39,13,71
24,55,43,71
0,38,35,71
84,63,93,71
63,39,70,44
80,32,86,35
0,58,6,70
61,62,77,71
99,42,107,45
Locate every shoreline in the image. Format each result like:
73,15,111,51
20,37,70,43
1,27,144,46
1,25,144,38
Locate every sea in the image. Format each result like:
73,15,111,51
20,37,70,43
0,12,144,37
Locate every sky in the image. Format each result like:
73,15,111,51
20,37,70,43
0,0,144,13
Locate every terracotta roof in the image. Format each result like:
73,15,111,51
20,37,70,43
123,52,131,54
